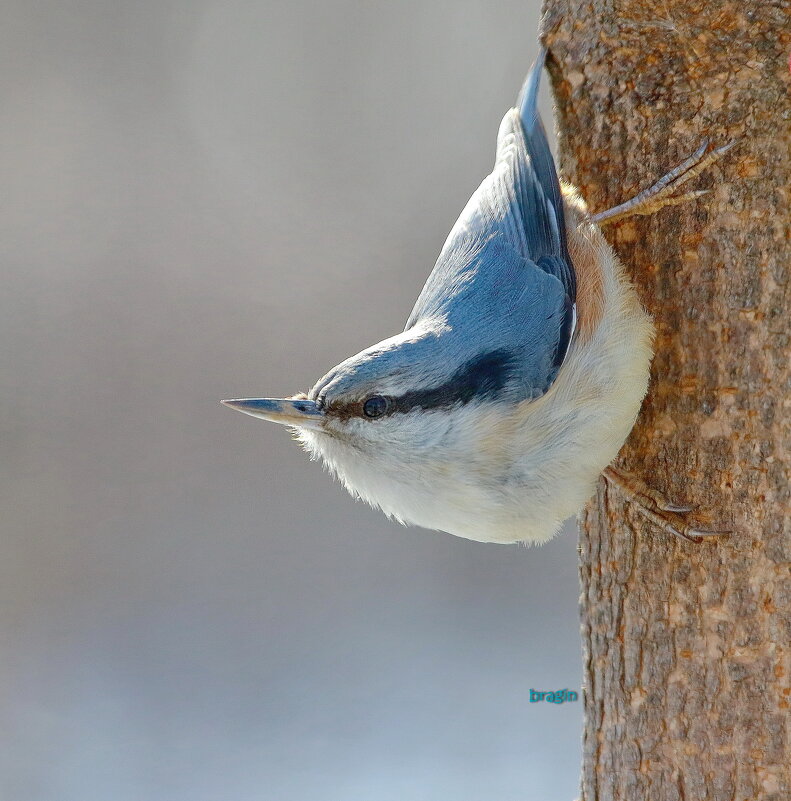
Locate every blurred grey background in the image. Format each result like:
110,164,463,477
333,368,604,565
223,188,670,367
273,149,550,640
1,2,583,799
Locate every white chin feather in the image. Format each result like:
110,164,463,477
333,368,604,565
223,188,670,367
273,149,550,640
294,425,569,545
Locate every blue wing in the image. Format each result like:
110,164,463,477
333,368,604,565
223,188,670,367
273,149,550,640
405,49,576,400
514,48,575,299
406,52,576,397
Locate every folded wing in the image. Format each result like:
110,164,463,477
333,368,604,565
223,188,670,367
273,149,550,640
406,49,577,401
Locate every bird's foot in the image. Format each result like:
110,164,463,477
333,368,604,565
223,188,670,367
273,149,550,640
602,465,730,544
591,139,737,225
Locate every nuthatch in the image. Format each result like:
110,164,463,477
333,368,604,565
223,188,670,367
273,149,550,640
224,50,732,544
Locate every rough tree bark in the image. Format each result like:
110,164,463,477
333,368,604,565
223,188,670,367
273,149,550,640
541,2,790,800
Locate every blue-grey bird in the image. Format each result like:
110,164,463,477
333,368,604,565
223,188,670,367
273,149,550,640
223,49,732,544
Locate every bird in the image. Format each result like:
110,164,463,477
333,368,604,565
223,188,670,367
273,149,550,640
223,48,732,545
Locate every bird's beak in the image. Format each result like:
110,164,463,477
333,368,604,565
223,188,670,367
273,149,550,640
221,397,324,429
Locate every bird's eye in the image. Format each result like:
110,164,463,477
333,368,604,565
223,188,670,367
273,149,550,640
362,395,390,419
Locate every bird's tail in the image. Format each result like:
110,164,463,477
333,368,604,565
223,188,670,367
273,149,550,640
516,48,546,135
515,49,574,298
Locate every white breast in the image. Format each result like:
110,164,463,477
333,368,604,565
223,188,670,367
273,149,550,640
298,187,654,544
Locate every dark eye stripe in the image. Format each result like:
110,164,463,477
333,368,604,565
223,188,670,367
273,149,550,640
389,349,516,414
322,349,518,421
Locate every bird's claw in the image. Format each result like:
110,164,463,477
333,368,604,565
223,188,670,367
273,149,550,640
602,465,731,545
660,502,695,514
667,524,732,544
591,138,739,225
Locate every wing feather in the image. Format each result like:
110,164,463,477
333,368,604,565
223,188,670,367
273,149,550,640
405,51,576,401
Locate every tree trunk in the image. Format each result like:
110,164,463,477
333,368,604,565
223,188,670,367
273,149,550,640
541,3,790,800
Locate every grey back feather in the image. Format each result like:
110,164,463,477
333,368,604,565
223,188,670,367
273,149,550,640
403,49,576,402
310,51,576,410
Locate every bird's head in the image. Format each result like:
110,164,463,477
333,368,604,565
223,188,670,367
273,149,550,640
223,318,524,526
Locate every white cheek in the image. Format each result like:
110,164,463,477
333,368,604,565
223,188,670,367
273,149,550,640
294,413,462,523
295,426,401,516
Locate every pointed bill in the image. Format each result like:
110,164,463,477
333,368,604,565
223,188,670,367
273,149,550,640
221,397,323,428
